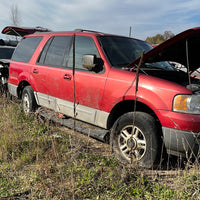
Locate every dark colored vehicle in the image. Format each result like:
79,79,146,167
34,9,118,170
0,46,15,59
7,27,200,168
0,46,15,92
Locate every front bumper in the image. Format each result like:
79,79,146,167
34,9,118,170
156,110,200,133
162,127,200,157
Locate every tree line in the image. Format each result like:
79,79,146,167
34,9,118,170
145,30,175,45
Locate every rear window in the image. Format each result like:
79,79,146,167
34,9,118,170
12,36,42,62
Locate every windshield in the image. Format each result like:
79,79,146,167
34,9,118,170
0,47,15,59
98,36,152,67
98,36,175,71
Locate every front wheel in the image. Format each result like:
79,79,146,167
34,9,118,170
21,86,37,115
110,112,161,169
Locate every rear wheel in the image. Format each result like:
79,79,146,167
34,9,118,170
21,86,37,115
110,112,160,169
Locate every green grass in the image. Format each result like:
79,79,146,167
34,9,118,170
0,97,200,199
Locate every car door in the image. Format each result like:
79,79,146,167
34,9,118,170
64,35,108,127
32,35,74,111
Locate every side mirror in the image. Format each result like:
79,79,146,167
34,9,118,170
82,54,97,71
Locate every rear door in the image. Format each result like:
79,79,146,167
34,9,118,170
32,35,74,111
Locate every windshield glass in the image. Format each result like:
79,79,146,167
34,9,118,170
98,36,175,71
143,62,175,71
98,36,152,67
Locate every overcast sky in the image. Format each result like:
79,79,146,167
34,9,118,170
1,0,200,40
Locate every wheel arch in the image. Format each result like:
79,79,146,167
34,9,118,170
107,100,162,132
17,80,31,99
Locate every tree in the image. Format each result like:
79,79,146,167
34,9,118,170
145,30,175,45
8,4,21,40
10,4,21,26
163,30,174,41
145,34,164,45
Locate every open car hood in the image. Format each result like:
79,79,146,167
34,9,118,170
128,27,200,72
2,26,51,37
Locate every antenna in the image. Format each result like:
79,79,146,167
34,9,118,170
129,26,132,37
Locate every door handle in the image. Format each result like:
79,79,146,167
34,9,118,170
63,74,72,80
33,69,39,74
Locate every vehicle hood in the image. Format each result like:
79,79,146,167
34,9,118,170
2,26,51,37
128,27,200,72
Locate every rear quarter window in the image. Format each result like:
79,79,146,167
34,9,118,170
12,36,43,63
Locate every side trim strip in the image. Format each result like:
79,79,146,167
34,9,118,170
34,92,109,129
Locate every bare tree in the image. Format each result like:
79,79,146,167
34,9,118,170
10,4,21,26
163,31,175,41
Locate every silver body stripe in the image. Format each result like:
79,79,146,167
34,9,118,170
35,92,109,129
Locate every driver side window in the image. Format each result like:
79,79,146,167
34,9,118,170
68,36,100,70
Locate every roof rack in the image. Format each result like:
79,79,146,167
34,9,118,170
74,29,103,34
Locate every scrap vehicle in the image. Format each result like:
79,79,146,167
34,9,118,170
0,26,51,92
0,39,17,92
7,26,200,168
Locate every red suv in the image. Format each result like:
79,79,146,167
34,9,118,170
8,28,200,168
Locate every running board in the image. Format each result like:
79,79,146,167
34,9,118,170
37,108,110,143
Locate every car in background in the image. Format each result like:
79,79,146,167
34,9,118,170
0,43,16,93
0,26,51,93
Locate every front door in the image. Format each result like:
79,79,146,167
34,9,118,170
64,35,108,127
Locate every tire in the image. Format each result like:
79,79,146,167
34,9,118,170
110,112,160,169
21,86,37,115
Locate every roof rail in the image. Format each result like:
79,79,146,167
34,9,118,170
74,29,103,34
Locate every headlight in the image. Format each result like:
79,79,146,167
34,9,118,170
173,95,200,114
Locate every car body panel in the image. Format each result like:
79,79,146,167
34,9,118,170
101,67,191,112
157,110,200,132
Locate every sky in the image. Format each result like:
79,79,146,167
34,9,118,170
1,0,200,40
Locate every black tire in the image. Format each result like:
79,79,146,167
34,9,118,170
110,112,160,169
21,86,37,115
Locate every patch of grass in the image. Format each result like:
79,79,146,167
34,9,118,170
0,96,200,199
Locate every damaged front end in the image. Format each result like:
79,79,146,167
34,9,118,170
128,27,200,95
124,27,200,157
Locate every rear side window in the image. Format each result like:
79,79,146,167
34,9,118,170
12,36,42,63
37,36,73,67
